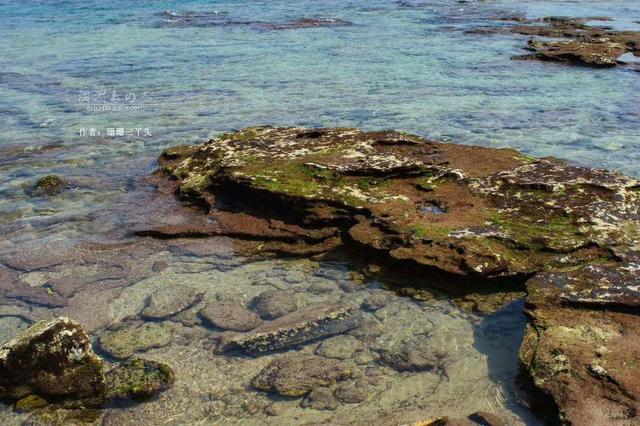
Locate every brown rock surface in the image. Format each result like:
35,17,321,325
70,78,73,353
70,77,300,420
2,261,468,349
147,126,640,424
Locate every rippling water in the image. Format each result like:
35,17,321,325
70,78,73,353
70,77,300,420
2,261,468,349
0,0,637,424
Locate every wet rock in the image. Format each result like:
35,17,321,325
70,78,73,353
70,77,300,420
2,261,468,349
141,286,204,320
14,394,50,412
98,322,173,359
315,335,364,360
520,269,640,425
471,16,640,68
32,175,64,196
0,317,105,401
250,289,298,320
377,339,447,372
226,304,360,354
468,411,505,426
251,354,351,397
307,281,337,295
199,299,262,331
361,292,391,311
22,408,102,426
151,126,640,424
106,358,175,400
333,381,369,403
152,126,639,282
300,387,340,410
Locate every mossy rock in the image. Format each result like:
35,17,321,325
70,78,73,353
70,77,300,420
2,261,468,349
33,175,64,196
97,322,173,360
106,358,175,400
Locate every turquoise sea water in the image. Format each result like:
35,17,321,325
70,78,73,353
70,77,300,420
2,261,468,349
1,0,639,245
0,1,637,424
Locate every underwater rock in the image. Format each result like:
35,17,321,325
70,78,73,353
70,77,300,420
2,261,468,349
0,317,105,401
315,335,364,360
377,339,447,372
300,386,340,410
251,354,351,397
106,358,175,400
98,322,173,359
361,292,391,311
250,289,298,320
199,299,262,331
468,411,505,426
141,286,204,320
333,381,369,403
225,304,360,354
32,175,64,196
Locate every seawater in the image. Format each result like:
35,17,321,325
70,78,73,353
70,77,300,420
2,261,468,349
0,0,637,424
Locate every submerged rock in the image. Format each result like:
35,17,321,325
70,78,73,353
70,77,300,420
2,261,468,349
225,304,360,354
106,358,175,400
32,175,64,196
199,299,263,331
252,354,351,397
0,317,105,401
250,289,298,320
98,322,173,359
141,286,204,320
300,387,340,410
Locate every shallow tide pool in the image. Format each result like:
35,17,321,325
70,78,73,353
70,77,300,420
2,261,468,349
0,0,637,424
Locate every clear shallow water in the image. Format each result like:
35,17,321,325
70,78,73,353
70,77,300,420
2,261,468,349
0,0,637,424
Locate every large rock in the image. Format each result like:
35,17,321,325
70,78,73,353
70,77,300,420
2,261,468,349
0,317,106,401
149,126,640,423
148,126,639,283
470,16,640,69
225,304,360,354
98,322,173,359
520,265,640,425
141,286,204,320
251,354,351,397
199,299,263,331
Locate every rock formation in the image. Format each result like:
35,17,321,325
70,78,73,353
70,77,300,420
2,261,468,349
147,126,640,424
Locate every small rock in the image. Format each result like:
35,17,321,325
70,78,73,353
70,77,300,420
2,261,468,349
227,304,360,354
361,292,390,311
333,381,368,403
98,322,173,359
250,290,298,320
300,387,340,410
468,411,505,426
32,175,64,196
14,395,49,412
106,358,175,400
307,282,336,295
315,335,363,360
348,313,384,339
378,340,447,372
199,299,262,332
0,317,105,401
252,354,351,397
141,286,203,320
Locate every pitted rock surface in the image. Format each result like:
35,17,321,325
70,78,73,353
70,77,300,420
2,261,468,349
0,317,105,401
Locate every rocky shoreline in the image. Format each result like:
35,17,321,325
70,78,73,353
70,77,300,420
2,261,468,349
142,126,640,425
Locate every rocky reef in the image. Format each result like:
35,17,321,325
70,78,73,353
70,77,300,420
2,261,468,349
469,16,640,68
0,317,174,418
146,126,640,424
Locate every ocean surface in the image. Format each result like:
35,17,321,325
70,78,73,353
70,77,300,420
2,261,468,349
0,0,638,424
